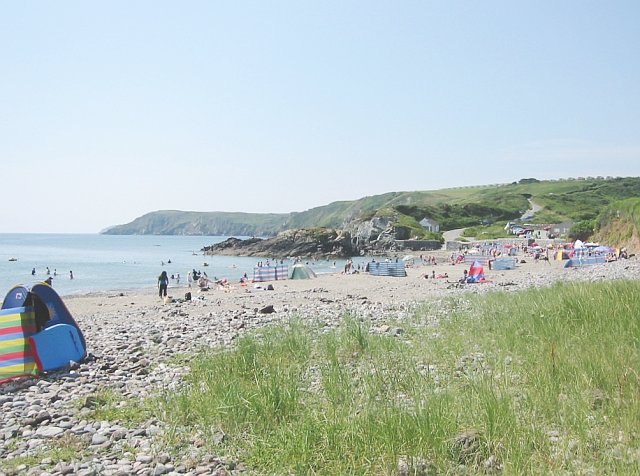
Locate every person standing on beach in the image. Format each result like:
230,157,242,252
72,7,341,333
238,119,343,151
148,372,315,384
158,270,169,299
69,270,74,279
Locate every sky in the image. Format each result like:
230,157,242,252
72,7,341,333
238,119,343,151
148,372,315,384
1,1,639,233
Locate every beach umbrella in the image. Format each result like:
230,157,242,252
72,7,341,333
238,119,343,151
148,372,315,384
593,246,613,253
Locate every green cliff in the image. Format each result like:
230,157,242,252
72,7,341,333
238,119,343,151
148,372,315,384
102,177,640,236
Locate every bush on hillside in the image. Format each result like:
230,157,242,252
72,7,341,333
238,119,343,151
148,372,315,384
569,220,595,241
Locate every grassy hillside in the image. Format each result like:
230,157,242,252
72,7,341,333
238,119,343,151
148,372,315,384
103,210,289,236
103,177,640,236
593,197,640,252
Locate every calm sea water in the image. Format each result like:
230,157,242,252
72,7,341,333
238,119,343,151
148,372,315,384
0,234,350,296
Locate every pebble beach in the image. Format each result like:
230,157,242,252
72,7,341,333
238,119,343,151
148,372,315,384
2,254,639,476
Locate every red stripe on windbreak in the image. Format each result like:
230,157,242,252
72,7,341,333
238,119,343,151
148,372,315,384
0,350,31,362
28,337,44,373
0,325,37,335
0,326,24,336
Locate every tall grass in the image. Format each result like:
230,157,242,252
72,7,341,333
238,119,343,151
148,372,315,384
158,281,640,474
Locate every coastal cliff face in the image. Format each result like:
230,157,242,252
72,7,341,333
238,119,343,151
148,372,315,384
102,210,288,237
344,215,398,254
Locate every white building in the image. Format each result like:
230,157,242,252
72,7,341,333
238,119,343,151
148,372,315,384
419,218,440,233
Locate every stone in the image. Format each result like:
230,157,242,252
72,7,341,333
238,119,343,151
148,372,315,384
152,463,168,475
35,426,65,438
136,454,154,464
91,433,109,445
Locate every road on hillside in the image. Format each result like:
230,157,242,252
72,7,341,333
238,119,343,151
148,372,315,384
521,199,543,220
443,199,543,249
442,228,466,248
443,228,465,241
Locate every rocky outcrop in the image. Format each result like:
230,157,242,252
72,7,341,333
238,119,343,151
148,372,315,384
203,229,355,258
345,215,398,255
202,215,426,258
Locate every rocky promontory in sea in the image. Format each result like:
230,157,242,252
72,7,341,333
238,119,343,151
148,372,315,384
202,229,354,258
202,221,442,259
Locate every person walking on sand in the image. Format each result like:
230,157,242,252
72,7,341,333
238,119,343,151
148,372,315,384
158,270,169,299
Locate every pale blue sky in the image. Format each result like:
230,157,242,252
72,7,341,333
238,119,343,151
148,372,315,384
1,1,638,233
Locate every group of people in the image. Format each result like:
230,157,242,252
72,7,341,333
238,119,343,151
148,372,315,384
420,255,438,265
30,267,74,285
419,270,449,280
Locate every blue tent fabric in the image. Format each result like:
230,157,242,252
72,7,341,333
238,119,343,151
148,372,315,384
564,256,607,268
2,283,86,352
1,282,87,377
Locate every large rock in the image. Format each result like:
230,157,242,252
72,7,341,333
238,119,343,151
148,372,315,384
203,228,354,258
202,214,416,258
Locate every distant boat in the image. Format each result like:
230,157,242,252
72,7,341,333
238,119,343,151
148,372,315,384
8,258,17,262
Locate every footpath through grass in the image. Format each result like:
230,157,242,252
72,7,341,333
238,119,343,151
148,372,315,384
158,280,640,474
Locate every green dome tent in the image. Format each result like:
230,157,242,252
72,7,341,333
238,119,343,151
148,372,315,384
289,263,317,280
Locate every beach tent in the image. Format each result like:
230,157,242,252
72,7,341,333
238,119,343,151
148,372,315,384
1,283,86,383
563,256,607,268
593,245,614,254
466,260,489,283
289,263,317,280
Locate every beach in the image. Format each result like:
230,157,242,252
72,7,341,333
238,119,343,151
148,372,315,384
2,255,639,475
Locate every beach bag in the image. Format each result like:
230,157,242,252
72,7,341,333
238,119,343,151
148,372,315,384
184,292,191,301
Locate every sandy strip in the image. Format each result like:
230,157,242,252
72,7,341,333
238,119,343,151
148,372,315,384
62,255,574,316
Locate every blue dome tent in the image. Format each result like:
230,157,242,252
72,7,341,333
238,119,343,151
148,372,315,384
1,282,86,383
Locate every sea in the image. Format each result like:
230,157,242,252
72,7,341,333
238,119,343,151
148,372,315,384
0,234,352,296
